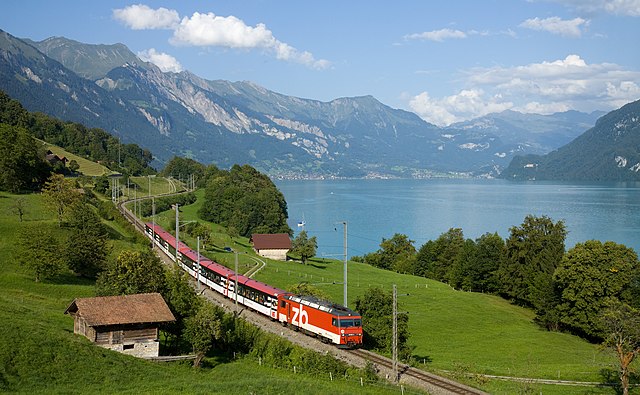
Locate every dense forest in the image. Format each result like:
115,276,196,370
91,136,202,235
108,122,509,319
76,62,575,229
354,215,640,342
0,90,155,192
199,163,292,238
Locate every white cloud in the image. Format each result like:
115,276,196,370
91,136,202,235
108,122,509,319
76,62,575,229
410,55,640,125
548,0,640,16
138,48,183,73
113,4,179,30
520,16,589,37
405,28,467,42
170,12,330,69
409,90,513,126
114,6,329,69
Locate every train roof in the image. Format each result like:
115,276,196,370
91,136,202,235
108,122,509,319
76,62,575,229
239,277,286,297
285,294,361,317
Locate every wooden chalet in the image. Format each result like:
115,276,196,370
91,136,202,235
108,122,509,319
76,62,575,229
45,150,68,167
250,233,292,261
64,293,175,358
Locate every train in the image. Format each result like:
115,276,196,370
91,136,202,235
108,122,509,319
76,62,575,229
144,222,363,348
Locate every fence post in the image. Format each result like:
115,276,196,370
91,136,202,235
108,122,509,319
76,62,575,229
329,372,333,381
360,377,363,386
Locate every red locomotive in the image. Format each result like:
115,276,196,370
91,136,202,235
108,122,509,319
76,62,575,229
145,223,363,347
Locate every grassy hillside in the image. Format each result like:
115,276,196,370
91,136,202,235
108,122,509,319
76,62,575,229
152,190,626,394
0,191,404,395
38,139,116,177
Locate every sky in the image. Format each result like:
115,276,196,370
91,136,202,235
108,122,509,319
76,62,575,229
1,0,639,126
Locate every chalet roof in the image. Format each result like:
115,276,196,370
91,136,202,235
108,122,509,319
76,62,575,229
64,293,175,327
251,233,292,250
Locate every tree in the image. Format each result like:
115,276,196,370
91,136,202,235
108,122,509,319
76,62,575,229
499,215,566,308
68,159,80,173
184,301,223,367
287,282,330,300
9,197,27,222
415,228,464,282
96,250,166,296
17,224,65,282
64,202,110,278
198,164,292,237
163,266,202,348
354,287,411,360
291,230,317,264
42,173,82,227
554,241,640,338
600,302,640,395
364,233,416,272
469,232,504,293
0,123,49,192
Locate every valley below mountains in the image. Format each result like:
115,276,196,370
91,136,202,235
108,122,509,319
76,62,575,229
0,29,607,178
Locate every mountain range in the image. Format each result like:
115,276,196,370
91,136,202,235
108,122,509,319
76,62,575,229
501,99,640,181
0,29,607,178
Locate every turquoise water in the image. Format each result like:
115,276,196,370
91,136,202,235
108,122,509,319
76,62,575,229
275,179,640,258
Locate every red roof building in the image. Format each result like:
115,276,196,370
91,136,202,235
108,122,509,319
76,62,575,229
250,233,292,261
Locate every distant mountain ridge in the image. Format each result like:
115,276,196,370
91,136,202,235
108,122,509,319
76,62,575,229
0,29,608,178
501,99,640,181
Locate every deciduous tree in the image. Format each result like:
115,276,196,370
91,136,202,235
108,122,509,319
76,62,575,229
17,224,65,282
96,250,166,296
554,240,640,338
9,197,27,222
0,124,49,192
499,215,566,308
364,233,416,272
184,301,222,367
600,301,640,395
64,202,110,278
415,228,464,282
291,230,317,264
354,287,411,360
42,173,82,227
287,282,330,299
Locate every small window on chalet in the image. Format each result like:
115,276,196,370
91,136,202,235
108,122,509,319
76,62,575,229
123,344,135,350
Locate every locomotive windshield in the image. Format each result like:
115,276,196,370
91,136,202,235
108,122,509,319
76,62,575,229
333,318,362,327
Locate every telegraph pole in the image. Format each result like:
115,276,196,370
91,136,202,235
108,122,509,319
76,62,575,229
175,203,180,262
342,221,348,307
392,284,398,382
196,236,201,292
151,196,155,249
234,251,239,305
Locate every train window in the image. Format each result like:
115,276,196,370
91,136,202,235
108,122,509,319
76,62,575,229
338,319,362,327
332,318,337,327
280,301,286,308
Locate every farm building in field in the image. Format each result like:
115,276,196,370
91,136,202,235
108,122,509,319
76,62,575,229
45,150,68,167
250,233,292,261
64,293,175,358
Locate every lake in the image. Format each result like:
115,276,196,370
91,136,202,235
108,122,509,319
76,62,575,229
275,179,640,259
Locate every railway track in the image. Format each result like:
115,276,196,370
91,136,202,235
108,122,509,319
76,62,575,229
117,195,487,395
347,349,487,395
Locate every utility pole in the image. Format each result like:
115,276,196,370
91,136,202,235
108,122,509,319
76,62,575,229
196,236,201,292
342,221,348,307
234,251,239,306
392,284,398,382
151,196,155,249
175,203,180,263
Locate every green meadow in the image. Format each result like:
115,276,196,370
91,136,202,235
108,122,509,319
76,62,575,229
162,190,626,394
0,191,406,395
